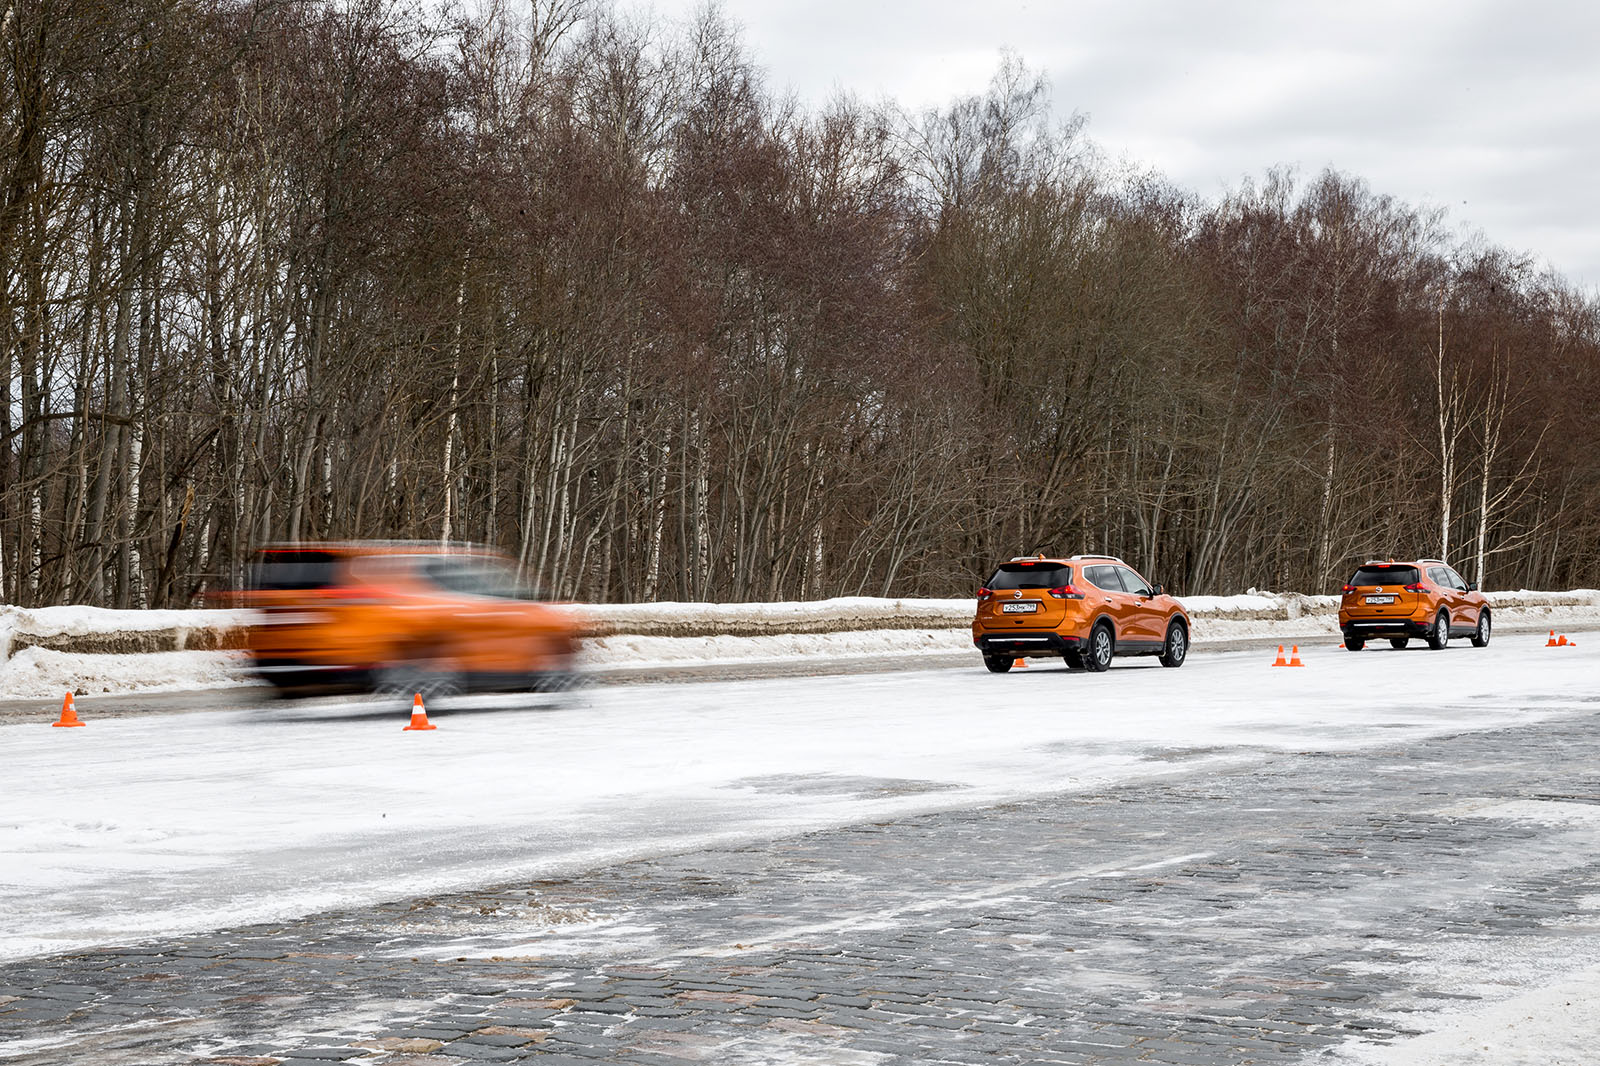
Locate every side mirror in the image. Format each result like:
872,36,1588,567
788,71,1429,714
1466,581,1478,592
1150,583,1163,596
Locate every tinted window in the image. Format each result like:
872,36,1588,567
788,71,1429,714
1349,565,1419,586
1443,567,1469,591
1084,565,1125,591
987,563,1073,590
1426,566,1450,586
1116,567,1152,595
248,551,340,591
419,556,529,599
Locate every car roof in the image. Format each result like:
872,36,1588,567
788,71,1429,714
1001,554,1129,566
1359,558,1448,568
253,541,503,558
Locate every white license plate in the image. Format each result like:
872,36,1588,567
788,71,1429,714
1364,595,1394,604
1000,602,1039,614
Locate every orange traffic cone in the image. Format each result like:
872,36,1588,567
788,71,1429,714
1013,657,1029,668
1547,630,1559,647
402,693,436,731
52,692,85,728
1287,645,1305,667
1271,645,1288,667
1557,634,1570,647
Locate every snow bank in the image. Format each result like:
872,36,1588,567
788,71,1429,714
0,647,250,699
573,596,976,637
3,591,1599,699
0,604,252,659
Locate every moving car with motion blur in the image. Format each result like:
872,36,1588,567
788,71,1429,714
971,554,1190,673
243,542,580,698
1338,558,1490,651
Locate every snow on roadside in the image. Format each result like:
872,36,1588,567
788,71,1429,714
0,647,252,699
1328,963,1600,1066
0,604,252,656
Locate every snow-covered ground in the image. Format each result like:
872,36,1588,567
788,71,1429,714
2,638,1592,957
6,635,1600,1062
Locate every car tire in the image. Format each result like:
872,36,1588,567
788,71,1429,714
1426,609,1450,650
1158,622,1188,668
1389,637,1410,650
530,670,584,693
1085,623,1113,672
983,655,1013,674
1062,648,1087,671
1471,609,1492,648
1344,636,1365,651
375,662,463,703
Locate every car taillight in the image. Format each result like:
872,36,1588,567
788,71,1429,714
977,587,994,601
1342,584,1358,593
1403,583,1428,593
1048,585,1085,600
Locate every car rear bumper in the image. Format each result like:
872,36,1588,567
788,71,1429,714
973,630,1082,655
1341,619,1433,640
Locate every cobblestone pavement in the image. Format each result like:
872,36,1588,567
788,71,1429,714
7,705,1600,1065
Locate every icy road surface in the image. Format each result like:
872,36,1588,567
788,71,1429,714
3,637,1595,964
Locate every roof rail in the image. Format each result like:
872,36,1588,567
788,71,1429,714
1069,554,1127,565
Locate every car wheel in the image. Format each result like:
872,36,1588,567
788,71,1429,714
1344,636,1365,651
1426,609,1450,650
983,655,1013,674
1063,648,1087,671
1158,622,1187,668
1471,609,1492,648
530,670,585,693
1085,623,1113,672
375,663,463,703
1389,637,1410,650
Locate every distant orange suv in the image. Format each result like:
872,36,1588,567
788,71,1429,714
1338,559,1490,651
971,555,1190,672
243,542,580,698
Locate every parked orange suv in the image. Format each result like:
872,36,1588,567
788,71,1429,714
971,555,1190,673
1338,559,1490,651
243,542,580,698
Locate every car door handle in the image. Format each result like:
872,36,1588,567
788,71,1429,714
1103,597,1113,603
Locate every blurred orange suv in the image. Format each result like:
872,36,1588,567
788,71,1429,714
1338,559,1490,651
971,555,1190,672
243,542,580,698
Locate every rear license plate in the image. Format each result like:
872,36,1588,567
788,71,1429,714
1364,595,1394,604
1000,602,1039,614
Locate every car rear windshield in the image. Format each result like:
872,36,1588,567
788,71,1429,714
1349,565,1419,586
986,563,1073,590
248,550,341,591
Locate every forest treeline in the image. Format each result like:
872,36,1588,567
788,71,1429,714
3,0,1598,607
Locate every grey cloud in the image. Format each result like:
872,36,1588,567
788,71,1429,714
664,0,1600,289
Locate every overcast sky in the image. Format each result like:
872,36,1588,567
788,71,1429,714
650,0,1600,293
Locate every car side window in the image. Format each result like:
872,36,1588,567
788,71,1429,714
1426,566,1448,586
1116,567,1152,596
1444,567,1468,591
1084,565,1124,591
